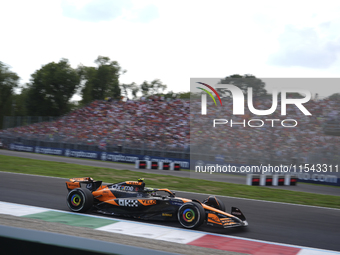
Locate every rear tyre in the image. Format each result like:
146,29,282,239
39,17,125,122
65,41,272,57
177,202,206,229
66,188,93,213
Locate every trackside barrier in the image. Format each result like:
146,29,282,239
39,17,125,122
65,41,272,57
272,175,285,186
136,161,181,171
285,175,297,186
260,174,273,186
170,163,181,171
159,162,171,170
147,161,159,170
247,174,297,186
135,160,147,169
246,175,260,185
8,143,190,169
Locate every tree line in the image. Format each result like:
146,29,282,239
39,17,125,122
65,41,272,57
0,56,190,129
2,57,338,130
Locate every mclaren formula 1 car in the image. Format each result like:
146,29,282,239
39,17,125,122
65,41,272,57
65,177,248,229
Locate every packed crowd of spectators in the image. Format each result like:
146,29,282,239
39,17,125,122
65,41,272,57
0,98,190,152
0,96,339,164
190,96,340,164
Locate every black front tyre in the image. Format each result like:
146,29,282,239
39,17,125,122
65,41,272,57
214,197,226,211
66,188,93,213
203,196,226,211
177,202,206,229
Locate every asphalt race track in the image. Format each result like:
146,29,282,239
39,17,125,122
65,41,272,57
1,149,339,196
0,171,340,252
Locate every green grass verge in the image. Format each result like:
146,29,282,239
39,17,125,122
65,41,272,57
1,155,339,209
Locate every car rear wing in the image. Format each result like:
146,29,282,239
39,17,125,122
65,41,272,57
66,177,102,192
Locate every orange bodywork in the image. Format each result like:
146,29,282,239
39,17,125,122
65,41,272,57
176,197,191,203
207,213,222,225
66,181,80,189
104,199,119,206
176,197,234,218
157,189,176,196
66,177,94,191
220,218,238,226
126,181,143,185
138,199,157,206
202,204,235,218
92,185,116,202
69,177,93,182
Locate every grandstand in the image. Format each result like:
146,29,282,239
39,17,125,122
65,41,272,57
0,96,339,166
0,99,190,160
190,95,340,165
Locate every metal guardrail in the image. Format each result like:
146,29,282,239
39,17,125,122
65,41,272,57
0,135,190,160
2,133,340,165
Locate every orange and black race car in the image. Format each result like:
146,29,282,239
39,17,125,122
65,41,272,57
65,177,248,229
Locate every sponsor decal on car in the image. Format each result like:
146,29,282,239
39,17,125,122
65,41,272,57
126,181,140,185
162,213,173,217
118,199,138,207
170,200,184,206
111,184,134,191
138,199,156,206
66,182,80,189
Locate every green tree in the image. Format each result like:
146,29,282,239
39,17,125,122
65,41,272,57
328,93,340,100
162,90,176,99
26,59,80,116
278,92,305,99
177,92,192,99
140,79,167,97
13,86,29,116
149,79,167,95
218,74,267,98
80,56,123,104
0,62,19,129
120,82,140,100
78,65,96,104
140,81,151,96
163,91,192,99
